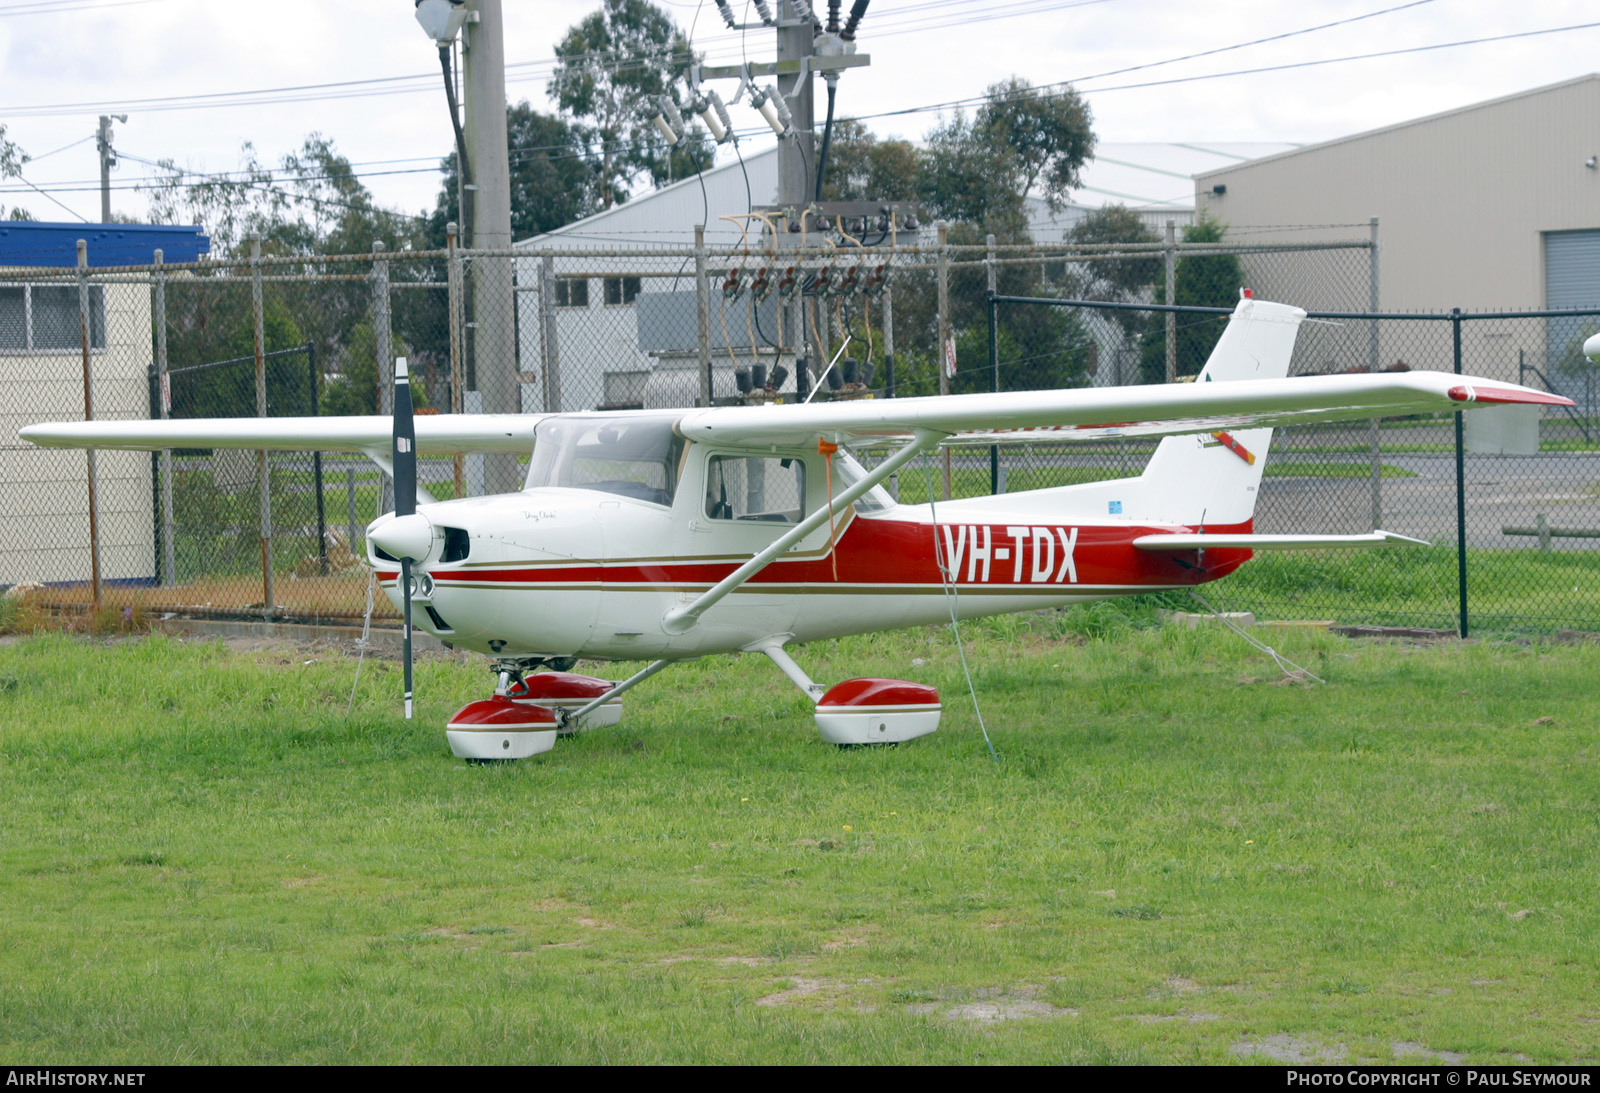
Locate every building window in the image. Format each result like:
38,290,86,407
554,278,589,308
0,284,106,351
603,276,641,307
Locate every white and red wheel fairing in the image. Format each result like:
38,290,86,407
813,677,941,745
446,696,558,760
507,672,623,732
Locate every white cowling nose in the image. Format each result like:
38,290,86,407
369,512,434,563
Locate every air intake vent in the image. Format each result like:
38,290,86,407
441,526,471,563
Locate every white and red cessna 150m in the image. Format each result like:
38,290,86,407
22,296,1571,760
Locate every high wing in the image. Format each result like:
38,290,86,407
20,413,543,455
677,298,1568,448
676,374,1568,450
20,298,1570,458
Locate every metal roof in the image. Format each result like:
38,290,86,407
517,141,1300,247
0,221,210,267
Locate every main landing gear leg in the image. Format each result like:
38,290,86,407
750,640,943,747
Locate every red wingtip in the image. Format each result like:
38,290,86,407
1447,384,1575,407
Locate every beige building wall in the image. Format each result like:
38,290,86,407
1197,75,1600,311
1195,75,1600,382
1,281,155,586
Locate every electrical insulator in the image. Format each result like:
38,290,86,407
752,0,774,25
734,365,754,395
722,268,743,298
749,87,787,137
749,267,771,299
660,97,685,135
752,364,767,390
644,103,678,146
840,0,868,40
693,91,731,143
827,0,841,33
768,365,789,391
768,85,794,134
714,0,737,28
790,0,816,22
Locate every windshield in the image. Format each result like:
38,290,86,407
832,450,896,514
525,414,685,506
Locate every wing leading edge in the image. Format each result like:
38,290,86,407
19,413,543,455
677,370,1569,450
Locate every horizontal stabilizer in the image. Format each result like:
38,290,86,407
1133,531,1430,551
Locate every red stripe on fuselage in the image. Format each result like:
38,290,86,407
385,517,1255,589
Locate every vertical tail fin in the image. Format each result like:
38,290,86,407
1134,297,1305,526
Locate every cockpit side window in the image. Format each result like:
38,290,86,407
525,415,684,506
704,454,807,524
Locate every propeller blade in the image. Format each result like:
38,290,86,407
393,357,417,720
393,358,417,518
402,558,414,721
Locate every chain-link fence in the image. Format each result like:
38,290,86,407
22,226,1595,635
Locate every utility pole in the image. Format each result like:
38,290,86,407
775,1,816,213
96,115,125,222
461,0,518,493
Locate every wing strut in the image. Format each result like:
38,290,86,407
660,429,944,635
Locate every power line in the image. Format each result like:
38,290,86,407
0,0,1100,118
117,150,431,225
0,0,172,16
845,19,1600,124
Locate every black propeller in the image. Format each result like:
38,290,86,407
392,357,418,720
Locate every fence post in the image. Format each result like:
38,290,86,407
1368,216,1382,529
540,251,561,413
250,234,273,619
77,239,103,614
346,469,358,558
695,224,711,406
936,221,951,499
1453,307,1468,639
1164,219,1177,384
881,272,895,400
308,342,327,576
374,240,392,416
988,290,1000,495
153,247,176,587
446,222,466,497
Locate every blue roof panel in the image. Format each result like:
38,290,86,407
0,221,210,267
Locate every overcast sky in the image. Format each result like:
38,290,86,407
1,0,1596,228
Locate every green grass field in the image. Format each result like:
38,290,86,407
2,616,1597,1064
